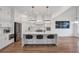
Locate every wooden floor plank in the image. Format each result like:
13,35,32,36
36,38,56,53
0,37,78,53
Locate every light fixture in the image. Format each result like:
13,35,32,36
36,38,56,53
32,6,34,8
73,6,79,23
30,6,34,20
46,6,49,20
46,6,48,8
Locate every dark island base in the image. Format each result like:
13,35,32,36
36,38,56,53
24,44,57,47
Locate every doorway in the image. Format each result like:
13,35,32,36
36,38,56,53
14,22,22,42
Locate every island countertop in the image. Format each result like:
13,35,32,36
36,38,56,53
22,32,57,35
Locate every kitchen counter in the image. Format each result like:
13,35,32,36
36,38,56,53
23,32,57,35
22,33,58,47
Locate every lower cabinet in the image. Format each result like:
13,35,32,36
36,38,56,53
33,39,47,44
23,34,57,45
0,34,14,49
0,35,6,49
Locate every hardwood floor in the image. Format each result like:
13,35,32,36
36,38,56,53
0,37,79,53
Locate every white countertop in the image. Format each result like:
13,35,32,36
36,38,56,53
23,32,57,35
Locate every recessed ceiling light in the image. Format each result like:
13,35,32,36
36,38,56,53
32,6,34,8
46,6,48,8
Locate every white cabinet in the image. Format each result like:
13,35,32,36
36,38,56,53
0,7,14,49
0,33,14,49
0,7,11,22
0,39,1,49
1,36,6,49
0,27,14,49
22,20,52,34
0,30,6,49
0,22,12,27
23,34,57,46
0,33,6,49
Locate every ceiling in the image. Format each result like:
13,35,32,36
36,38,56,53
14,6,72,18
0,6,72,22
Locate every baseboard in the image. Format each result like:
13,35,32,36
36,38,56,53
58,36,74,38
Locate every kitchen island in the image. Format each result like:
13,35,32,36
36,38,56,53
22,32,58,47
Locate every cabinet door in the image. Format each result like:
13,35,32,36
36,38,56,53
0,36,5,49
0,35,2,49
0,30,4,49
0,34,8,49
1,36,6,49
0,7,11,22
1,23,11,27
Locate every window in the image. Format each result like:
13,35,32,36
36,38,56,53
56,21,70,29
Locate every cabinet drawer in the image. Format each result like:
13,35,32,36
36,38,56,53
47,39,55,41
26,41,33,44
33,39,47,44
25,39,33,42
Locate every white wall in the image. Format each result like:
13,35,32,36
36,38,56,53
73,7,79,37
51,7,76,37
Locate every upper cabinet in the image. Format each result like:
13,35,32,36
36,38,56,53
0,7,14,27
0,7,11,22
0,22,12,27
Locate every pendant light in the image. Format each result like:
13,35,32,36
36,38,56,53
31,6,34,20
36,7,43,24
46,6,48,20
74,6,79,23
29,6,35,21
